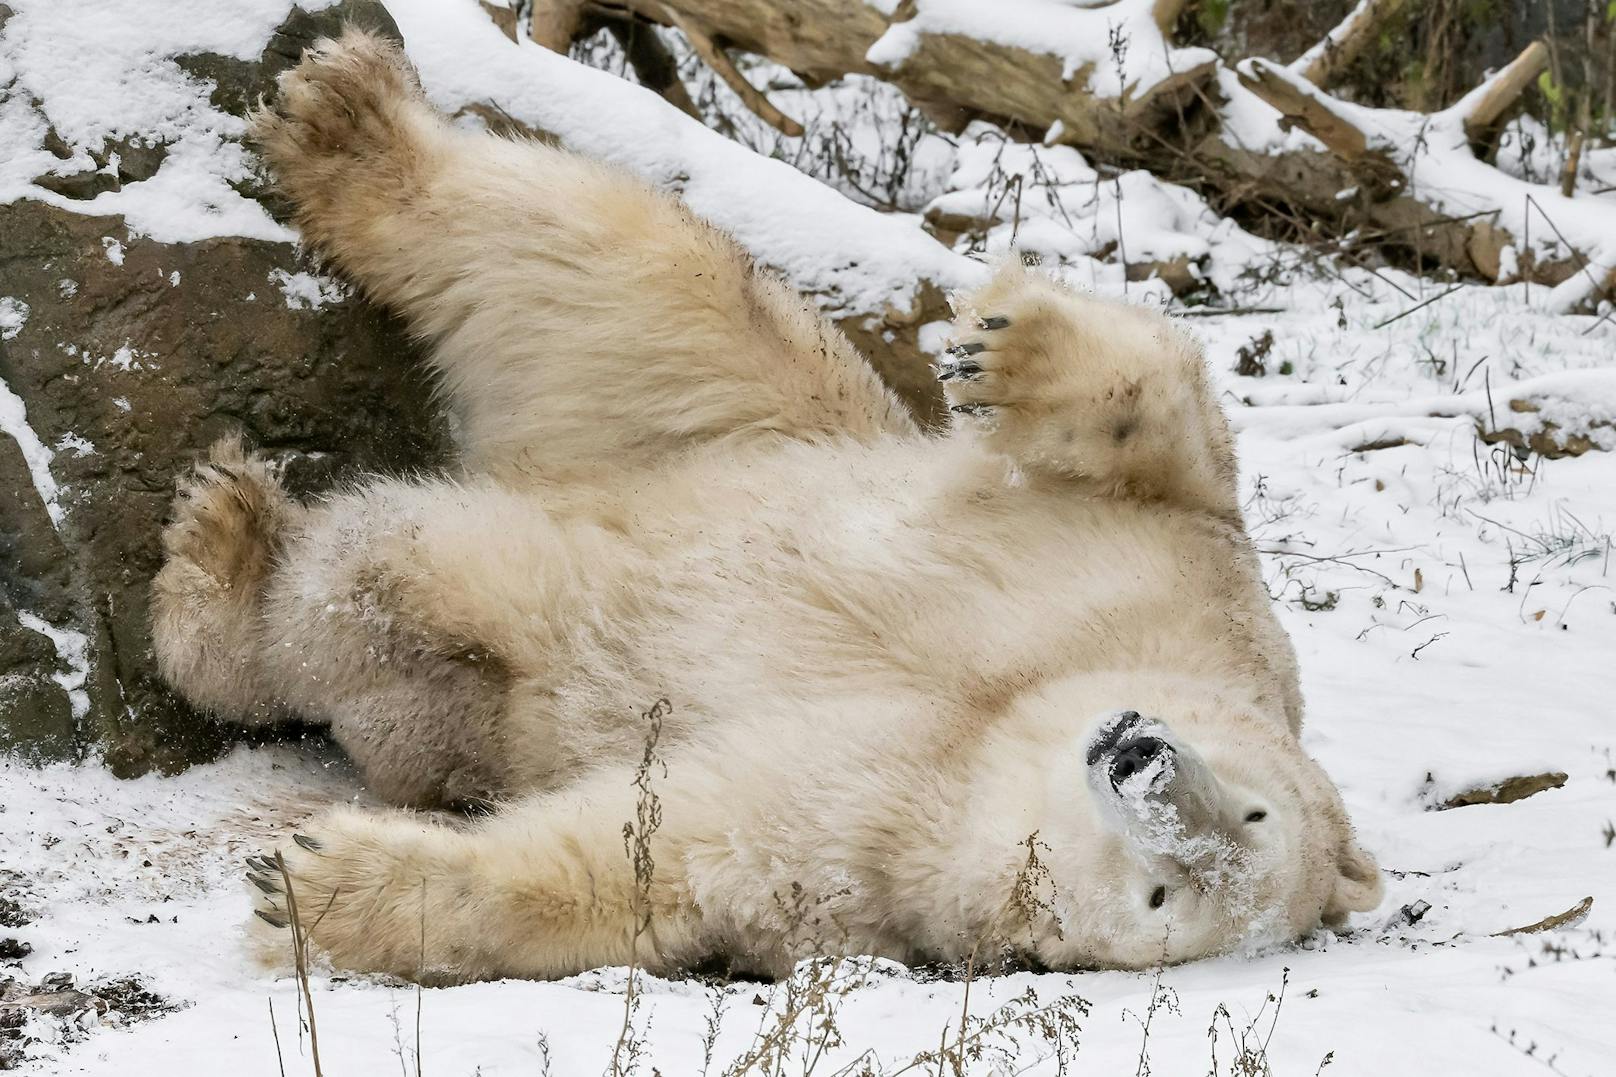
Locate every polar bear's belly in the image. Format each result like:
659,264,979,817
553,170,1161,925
622,439,1258,716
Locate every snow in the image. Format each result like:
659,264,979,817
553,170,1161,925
924,124,1272,299
1215,66,1328,156
13,612,91,721
269,269,349,311
0,372,65,527
0,296,29,340
0,0,299,243
55,433,96,458
4,0,1616,1072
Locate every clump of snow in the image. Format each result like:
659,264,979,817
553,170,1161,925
0,296,29,340
55,432,96,458
94,343,151,372
268,268,349,310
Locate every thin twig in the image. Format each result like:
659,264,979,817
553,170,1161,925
268,997,288,1077
274,851,325,1077
1372,284,1463,329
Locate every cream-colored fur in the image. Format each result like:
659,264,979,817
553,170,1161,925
150,31,1381,982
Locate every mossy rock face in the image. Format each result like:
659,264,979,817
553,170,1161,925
0,2,450,774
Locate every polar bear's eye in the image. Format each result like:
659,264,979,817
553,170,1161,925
1245,810,1267,823
1149,885,1167,909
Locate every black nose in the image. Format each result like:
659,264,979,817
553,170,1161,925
1086,710,1142,766
1109,736,1167,787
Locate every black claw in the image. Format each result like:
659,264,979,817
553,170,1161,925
248,873,282,896
937,360,983,383
293,833,323,852
245,855,278,875
948,341,986,358
979,315,1011,330
951,403,991,416
256,909,290,930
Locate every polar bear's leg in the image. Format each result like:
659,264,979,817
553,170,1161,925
155,453,614,806
940,264,1238,518
246,476,638,806
245,791,705,983
151,437,300,725
250,31,917,486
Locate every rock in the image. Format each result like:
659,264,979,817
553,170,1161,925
0,890,29,930
1438,772,1568,809
1477,417,1610,459
0,2,449,773
1492,895,1594,937
0,989,104,1020
0,942,27,962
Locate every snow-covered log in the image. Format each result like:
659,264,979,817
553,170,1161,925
543,0,1610,305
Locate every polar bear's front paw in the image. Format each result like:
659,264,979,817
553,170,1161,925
937,292,1083,465
939,266,1228,507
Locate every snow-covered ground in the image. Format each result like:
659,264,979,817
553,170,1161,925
4,0,1615,1072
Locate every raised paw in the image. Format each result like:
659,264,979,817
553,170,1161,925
939,263,1236,515
247,29,424,209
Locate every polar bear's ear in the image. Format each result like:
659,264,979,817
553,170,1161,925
1323,838,1383,924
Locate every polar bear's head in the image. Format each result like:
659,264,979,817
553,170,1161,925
1026,708,1381,969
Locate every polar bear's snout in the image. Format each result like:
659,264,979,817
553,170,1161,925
1085,710,1180,795
1084,709,1148,767
1084,709,1235,857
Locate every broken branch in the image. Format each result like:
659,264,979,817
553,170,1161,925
1455,40,1550,145
659,6,804,136
1292,0,1408,88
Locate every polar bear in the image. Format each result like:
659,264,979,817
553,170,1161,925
149,30,1382,982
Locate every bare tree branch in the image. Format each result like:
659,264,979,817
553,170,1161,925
659,5,804,136
1291,0,1408,88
